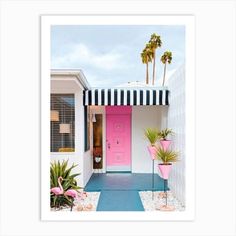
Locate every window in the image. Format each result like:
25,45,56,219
50,94,75,152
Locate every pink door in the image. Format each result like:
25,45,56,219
106,106,131,172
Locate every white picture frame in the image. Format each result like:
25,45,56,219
41,14,195,222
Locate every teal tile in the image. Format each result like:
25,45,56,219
85,173,169,192
97,190,144,211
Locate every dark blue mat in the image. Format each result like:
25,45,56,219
97,190,144,211
85,173,169,192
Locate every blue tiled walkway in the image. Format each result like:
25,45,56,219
97,190,144,211
85,173,168,211
85,173,168,192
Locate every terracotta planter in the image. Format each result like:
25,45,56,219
147,145,157,160
160,140,171,151
158,163,172,179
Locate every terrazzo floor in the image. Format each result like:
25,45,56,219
139,191,185,211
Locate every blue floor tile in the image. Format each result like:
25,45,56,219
97,190,144,211
85,173,168,192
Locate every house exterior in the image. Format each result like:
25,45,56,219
50,68,184,201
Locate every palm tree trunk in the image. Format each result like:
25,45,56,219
152,51,156,85
162,62,167,86
146,62,149,84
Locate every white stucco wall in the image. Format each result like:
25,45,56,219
131,106,168,173
50,76,93,188
83,150,93,186
167,65,186,205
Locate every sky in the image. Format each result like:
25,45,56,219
51,25,185,87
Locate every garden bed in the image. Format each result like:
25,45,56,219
139,191,185,211
51,192,100,211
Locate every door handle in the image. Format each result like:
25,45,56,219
108,143,111,149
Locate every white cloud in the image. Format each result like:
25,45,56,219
52,43,126,71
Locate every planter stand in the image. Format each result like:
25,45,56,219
147,146,157,159
157,164,175,211
147,146,157,200
160,140,171,151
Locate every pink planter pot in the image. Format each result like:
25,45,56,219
158,163,172,180
147,145,157,160
160,140,171,151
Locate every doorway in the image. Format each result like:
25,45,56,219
93,114,103,170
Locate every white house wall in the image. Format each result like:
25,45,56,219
131,106,168,173
50,76,93,188
167,65,186,205
83,149,93,186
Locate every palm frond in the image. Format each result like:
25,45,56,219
161,51,172,64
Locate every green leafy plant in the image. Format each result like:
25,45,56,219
50,160,81,208
144,128,160,146
155,147,179,164
158,128,174,140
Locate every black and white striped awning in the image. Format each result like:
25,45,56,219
83,88,169,106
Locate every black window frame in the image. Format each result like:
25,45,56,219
84,106,90,151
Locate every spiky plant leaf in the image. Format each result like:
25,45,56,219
155,147,179,164
144,128,160,145
158,128,174,140
50,160,81,208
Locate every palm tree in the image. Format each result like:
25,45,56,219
149,33,162,86
141,45,152,84
161,51,172,86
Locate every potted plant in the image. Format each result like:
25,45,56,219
158,128,174,151
93,146,102,163
155,147,179,211
144,128,159,159
155,147,179,179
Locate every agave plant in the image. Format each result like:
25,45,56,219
155,147,179,164
50,160,81,208
144,128,160,146
158,128,174,140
